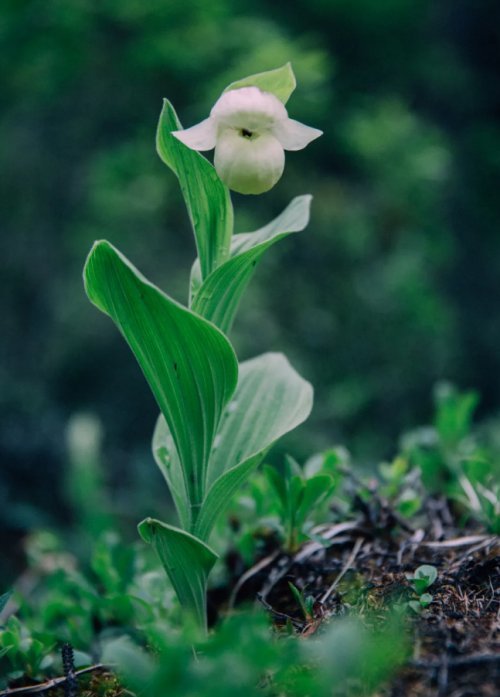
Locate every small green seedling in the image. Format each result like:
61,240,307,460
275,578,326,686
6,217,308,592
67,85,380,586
265,456,335,552
406,565,437,613
288,582,315,622
379,456,422,518
401,384,500,533
0,615,55,683
410,564,437,594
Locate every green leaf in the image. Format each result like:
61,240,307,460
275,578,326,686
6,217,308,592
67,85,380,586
414,564,438,588
397,491,422,518
0,590,11,614
419,593,433,607
152,417,190,530
223,63,296,104
138,518,218,632
284,454,303,479
156,100,233,279
264,464,288,510
434,383,479,447
84,241,238,529
194,352,313,541
288,582,311,620
191,195,312,333
296,475,334,527
412,578,429,595
289,476,305,517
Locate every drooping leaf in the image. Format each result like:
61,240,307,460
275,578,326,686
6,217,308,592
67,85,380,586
223,63,296,104
156,100,233,279
138,518,218,631
191,196,312,333
84,241,238,529
194,352,313,541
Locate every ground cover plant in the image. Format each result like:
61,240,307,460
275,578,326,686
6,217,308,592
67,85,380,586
1,65,498,697
1,385,498,695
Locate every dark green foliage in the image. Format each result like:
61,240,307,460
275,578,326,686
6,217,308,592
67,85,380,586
265,455,335,551
403,383,499,532
98,608,408,697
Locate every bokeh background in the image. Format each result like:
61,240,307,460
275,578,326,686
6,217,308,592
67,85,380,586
2,0,500,576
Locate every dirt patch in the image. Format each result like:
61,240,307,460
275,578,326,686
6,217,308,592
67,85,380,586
215,496,499,696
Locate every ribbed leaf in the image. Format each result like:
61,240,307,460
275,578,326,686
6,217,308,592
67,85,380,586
84,241,238,528
194,352,313,541
152,417,189,530
191,196,311,333
156,100,233,279
223,63,296,104
138,518,218,631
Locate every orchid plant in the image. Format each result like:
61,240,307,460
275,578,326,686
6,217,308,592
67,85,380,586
83,64,321,631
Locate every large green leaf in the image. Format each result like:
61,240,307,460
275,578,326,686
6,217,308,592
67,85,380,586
191,195,312,333
84,241,238,528
152,417,189,530
156,100,233,279
194,352,313,541
223,63,296,104
138,518,218,632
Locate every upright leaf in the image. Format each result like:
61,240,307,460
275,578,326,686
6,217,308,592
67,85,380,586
296,476,334,527
156,100,233,279
0,590,11,614
84,241,238,527
138,518,218,632
264,464,288,510
194,352,313,541
191,196,311,333
152,418,190,530
223,63,297,104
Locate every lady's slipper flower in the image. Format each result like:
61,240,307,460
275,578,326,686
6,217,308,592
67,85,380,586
172,86,322,195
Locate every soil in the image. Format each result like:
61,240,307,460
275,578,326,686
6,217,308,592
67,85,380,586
213,494,499,696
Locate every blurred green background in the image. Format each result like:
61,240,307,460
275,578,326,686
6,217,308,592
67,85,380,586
2,0,500,566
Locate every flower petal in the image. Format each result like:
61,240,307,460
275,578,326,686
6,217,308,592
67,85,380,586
214,130,285,195
172,118,217,151
211,87,287,131
273,118,323,151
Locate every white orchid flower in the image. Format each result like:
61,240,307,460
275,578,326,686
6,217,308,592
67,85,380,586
172,86,322,195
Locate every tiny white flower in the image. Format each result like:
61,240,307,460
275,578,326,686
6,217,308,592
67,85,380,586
172,86,322,195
